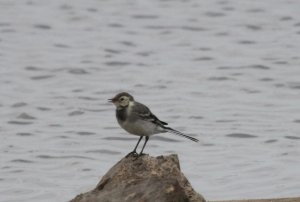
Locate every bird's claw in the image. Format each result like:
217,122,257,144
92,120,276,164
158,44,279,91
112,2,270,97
125,151,138,158
132,153,146,161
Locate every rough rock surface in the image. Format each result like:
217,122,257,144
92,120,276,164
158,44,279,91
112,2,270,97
70,154,206,202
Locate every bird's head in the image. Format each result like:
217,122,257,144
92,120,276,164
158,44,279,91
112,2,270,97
108,92,134,108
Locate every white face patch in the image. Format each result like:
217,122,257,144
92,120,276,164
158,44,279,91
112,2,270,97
119,96,130,107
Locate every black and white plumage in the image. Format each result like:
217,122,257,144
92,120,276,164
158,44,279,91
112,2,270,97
109,92,199,156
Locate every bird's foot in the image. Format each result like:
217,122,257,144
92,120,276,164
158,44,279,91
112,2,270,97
125,151,138,158
132,153,146,161
138,153,146,157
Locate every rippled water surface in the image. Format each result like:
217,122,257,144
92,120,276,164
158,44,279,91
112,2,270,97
1,0,300,201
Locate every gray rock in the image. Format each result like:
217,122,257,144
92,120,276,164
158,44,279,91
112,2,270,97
70,154,206,202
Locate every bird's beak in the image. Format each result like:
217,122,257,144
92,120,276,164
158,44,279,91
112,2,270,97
108,98,113,103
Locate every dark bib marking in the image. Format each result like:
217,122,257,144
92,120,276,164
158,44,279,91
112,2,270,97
116,107,127,122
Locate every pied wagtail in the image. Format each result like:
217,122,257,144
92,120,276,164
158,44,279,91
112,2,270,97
109,92,199,156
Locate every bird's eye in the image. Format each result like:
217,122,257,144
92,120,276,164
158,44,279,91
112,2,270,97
120,97,124,101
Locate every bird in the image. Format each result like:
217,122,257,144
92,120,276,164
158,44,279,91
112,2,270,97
108,92,199,157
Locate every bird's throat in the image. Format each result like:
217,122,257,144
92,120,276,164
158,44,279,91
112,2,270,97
116,107,127,122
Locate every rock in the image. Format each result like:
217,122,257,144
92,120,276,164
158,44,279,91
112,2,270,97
70,154,206,202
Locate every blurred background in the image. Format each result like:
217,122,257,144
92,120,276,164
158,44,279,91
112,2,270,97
0,0,300,201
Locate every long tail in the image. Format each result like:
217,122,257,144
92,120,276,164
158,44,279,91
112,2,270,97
164,127,199,142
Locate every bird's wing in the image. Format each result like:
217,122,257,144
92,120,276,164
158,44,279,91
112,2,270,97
132,102,168,126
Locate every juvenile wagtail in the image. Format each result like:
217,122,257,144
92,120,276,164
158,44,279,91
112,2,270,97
109,92,199,156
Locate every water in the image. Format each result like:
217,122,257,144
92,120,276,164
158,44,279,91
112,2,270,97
1,0,300,201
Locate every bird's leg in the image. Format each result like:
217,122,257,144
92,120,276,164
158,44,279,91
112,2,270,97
133,136,143,153
139,136,149,156
126,136,143,157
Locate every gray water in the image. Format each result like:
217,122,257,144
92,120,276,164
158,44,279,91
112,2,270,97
1,0,300,201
